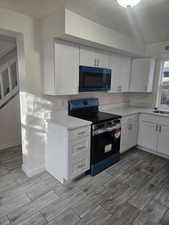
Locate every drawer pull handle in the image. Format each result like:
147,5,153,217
78,131,86,135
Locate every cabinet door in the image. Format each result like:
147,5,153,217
157,125,169,156
110,54,131,92
80,46,96,67
129,58,155,92
126,118,138,150
120,122,128,153
54,40,79,95
120,116,138,153
138,121,158,151
95,50,110,68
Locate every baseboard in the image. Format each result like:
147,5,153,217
22,164,45,177
0,141,21,151
137,145,169,160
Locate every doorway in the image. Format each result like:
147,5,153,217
0,34,22,174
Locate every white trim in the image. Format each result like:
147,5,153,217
0,141,21,151
156,59,169,109
0,57,19,108
22,164,45,177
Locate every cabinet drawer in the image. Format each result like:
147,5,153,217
139,114,158,124
70,126,90,140
71,152,90,178
72,159,89,178
71,138,90,155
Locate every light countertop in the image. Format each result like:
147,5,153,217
47,106,169,130
100,105,169,119
100,106,153,117
48,111,92,130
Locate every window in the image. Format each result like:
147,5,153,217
157,60,169,109
10,62,18,89
0,59,18,108
2,69,10,96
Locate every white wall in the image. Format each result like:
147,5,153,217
0,8,45,176
146,41,169,58
64,9,145,56
0,94,21,150
0,7,131,177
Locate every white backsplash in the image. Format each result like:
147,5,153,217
45,92,129,113
127,93,154,108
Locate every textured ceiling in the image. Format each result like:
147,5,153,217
0,0,168,43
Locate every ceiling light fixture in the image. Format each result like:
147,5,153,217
117,0,141,8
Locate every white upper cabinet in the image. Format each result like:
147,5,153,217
80,46,96,67
80,46,110,68
109,54,131,93
54,40,79,95
95,49,110,68
129,58,155,92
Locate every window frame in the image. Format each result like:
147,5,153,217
156,58,169,110
0,57,19,108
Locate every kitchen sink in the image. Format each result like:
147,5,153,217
153,110,169,115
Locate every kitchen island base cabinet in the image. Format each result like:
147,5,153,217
46,123,91,184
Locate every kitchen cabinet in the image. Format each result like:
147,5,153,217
129,58,155,92
138,121,158,152
109,54,131,93
46,123,91,184
80,46,110,68
157,125,169,155
54,40,79,95
138,114,169,157
120,114,138,153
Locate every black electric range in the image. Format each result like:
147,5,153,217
68,98,121,176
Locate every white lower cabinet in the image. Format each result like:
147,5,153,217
138,122,158,152
120,115,138,153
138,114,169,157
46,123,91,184
157,125,169,155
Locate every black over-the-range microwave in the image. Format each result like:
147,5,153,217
79,66,112,92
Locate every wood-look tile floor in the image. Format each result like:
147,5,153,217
1,147,169,225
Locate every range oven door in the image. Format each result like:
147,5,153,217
91,125,121,164
79,66,111,92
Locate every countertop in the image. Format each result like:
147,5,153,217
100,106,153,117
48,111,92,130
47,106,169,130
100,105,169,118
